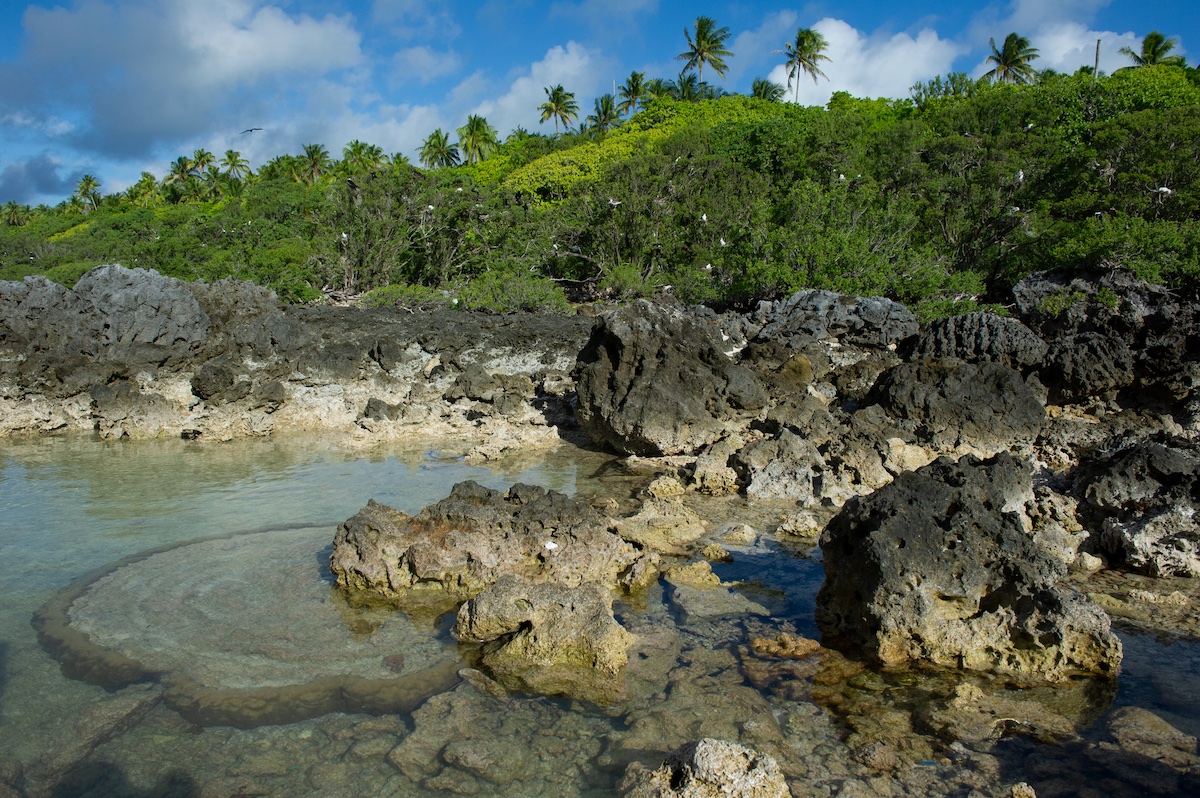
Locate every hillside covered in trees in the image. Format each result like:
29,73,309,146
2,64,1198,318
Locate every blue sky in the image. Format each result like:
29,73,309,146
0,0,1195,205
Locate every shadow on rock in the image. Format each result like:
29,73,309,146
49,762,197,798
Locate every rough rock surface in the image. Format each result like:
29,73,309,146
910,312,1047,370
868,360,1045,454
575,301,767,456
749,290,918,351
618,738,791,798
816,453,1122,682
455,575,634,703
1076,440,1200,577
330,481,637,607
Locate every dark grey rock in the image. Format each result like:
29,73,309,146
575,301,767,456
751,289,918,350
1076,441,1200,577
868,359,1045,452
816,453,1122,681
1043,332,1135,404
911,312,1048,370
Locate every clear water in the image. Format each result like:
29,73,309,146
3,434,1200,798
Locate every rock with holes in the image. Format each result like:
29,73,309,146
816,452,1122,682
618,738,790,798
910,312,1047,371
330,481,638,612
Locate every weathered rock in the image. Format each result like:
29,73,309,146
911,312,1048,370
575,301,767,456
1042,332,1135,404
816,453,1122,682
330,481,638,609
613,497,707,554
455,574,634,703
868,360,1045,454
750,290,918,351
618,738,791,798
1076,441,1200,577
732,429,825,503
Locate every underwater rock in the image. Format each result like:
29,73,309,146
575,300,767,456
454,574,634,703
816,452,1122,682
618,738,791,798
330,480,638,609
1077,440,1200,577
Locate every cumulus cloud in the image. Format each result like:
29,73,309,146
370,0,461,41
767,18,963,106
0,154,81,206
0,0,362,158
391,46,463,86
469,41,613,137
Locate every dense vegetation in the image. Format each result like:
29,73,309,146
3,64,1199,318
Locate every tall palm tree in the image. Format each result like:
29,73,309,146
3,201,31,226
75,174,101,211
419,129,461,169
127,172,161,207
775,27,830,103
300,143,331,185
984,33,1040,84
538,85,580,134
342,140,386,174
220,149,250,179
191,149,215,176
1120,31,1187,67
456,115,499,165
677,16,733,84
751,77,786,102
672,71,704,101
164,156,194,186
586,94,621,135
644,78,675,103
617,71,647,116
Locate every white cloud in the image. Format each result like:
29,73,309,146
969,22,1143,79
370,0,461,40
391,46,463,86
768,18,964,106
470,41,612,136
726,10,800,85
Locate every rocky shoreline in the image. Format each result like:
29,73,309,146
5,264,1200,797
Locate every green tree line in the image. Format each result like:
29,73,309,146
1,31,1198,317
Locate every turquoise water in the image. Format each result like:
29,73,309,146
3,434,1200,798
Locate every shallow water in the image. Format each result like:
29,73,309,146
2,434,1200,797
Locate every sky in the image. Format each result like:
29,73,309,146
0,0,1195,206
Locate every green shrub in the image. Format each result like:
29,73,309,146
457,270,573,314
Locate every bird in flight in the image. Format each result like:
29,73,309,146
240,127,263,134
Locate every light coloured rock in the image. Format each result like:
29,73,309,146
619,738,791,798
613,497,707,554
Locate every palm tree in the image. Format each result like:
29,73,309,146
456,115,499,165
342,140,386,174
300,143,331,185
1121,31,1187,67
775,27,830,103
672,71,704,101
75,174,101,211
586,94,621,135
617,71,647,116
644,78,675,103
751,77,786,102
164,156,194,186
984,33,1040,84
419,129,461,169
192,149,215,176
3,201,31,226
677,16,733,84
127,172,161,207
220,149,250,179
538,85,580,134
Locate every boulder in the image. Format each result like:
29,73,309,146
575,301,767,456
868,359,1045,453
454,575,634,703
618,739,790,798
330,481,638,608
1042,332,1135,404
1076,441,1200,577
816,453,1122,682
750,290,918,350
910,312,1047,370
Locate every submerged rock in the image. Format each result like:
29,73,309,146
618,738,791,798
816,453,1122,682
455,575,634,703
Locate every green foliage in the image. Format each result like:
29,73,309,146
361,283,453,309
457,269,573,314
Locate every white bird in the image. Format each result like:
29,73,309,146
704,263,712,271
701,213,707,222
1016,169,1024,183
426,205,435,210
1157,187,1174,196
456,187,463,192
341,232,348,241
838,173,845,181
720,237,727,247
1008,206,1020,214
608,197,621,206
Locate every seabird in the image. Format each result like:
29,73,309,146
240,127,263,134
